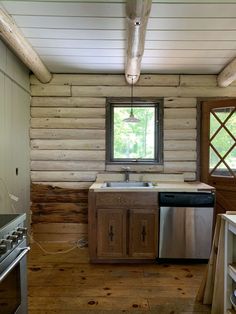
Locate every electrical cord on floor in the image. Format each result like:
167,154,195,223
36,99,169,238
28,232,88,255
0,176,88,255
28,233,88,255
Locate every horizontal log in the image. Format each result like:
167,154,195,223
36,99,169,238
30,150,105,161
30,129,105,139
164,97,196,108
34,182,92,189
31,171,97,182
180,75,217,87
164,129,197,140
32,222,88,242
31,202,87,214
164,151,197,161
164,108,196,119
164,119,196,129
31,97,106,107
164,140,196,151
164,161,197,172
31,107,105,118
72,85,236,98
31,118,105,129
31,139,105,150
0,8,52,84
30,74,179,87
32,223,88,234
32,213,88,224
105,164,164,173
31,85,71,96
31,161,105,171
31,184,88,203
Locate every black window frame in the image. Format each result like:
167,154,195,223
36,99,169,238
106,98,163,165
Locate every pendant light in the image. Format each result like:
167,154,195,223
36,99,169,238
123,76,140,123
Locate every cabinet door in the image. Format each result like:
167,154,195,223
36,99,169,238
97,208,127,258
129,209,157,258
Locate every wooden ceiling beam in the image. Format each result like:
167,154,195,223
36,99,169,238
217,58,236,87
125,0,152,85
0,8,52,83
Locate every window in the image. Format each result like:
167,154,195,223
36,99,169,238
106,99,163,164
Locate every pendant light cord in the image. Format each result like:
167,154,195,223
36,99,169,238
131,76,134,114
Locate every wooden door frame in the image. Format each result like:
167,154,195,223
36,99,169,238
200,99,236,187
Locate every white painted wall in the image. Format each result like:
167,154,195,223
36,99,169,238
0,38,30,214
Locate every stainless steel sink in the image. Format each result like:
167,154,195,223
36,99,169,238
101,181,153,188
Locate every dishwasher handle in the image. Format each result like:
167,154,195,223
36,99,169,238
159,192,215,207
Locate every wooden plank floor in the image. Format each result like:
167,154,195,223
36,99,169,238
28,243,211,314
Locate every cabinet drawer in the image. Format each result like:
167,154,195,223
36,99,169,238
95,192,158,208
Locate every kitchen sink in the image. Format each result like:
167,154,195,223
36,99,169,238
101,181,153,188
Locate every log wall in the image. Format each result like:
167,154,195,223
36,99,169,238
30,74,236,241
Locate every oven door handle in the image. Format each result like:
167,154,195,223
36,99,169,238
0,246,30,282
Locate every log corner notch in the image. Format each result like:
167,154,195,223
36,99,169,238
217,58,236,87
125,0,152,85
0,8,52,83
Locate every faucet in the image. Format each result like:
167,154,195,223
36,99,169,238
122,167,131,182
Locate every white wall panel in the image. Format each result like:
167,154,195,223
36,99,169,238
0,39,30,215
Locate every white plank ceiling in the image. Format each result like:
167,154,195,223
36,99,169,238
1,0,236,74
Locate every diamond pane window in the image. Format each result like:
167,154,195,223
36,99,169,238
210,114,221,138
209,147,221,170
211,128,235,157
212,162,232,177
225,147,236,173
209,106,236,178
212,106,234,123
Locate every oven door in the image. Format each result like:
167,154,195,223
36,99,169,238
0,239,30,314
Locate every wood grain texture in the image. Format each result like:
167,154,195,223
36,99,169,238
164,97,197,108
30,129,105,139
0,8,51,83
31,96,106,107
31,107,105,118
31,118,105,129
72,85,236,98
164,118,196,129
164,108,196,119
180,75,217,87
164,140,196,151
27,242,211,313
31,85,71,96
31,150,105,161
30,74,179,86
31,171,97,182
125,0,152,84
31,184,89,226
31,161,105,171
31,139,105,150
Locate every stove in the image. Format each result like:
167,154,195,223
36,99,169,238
0,213,27,264
0,213,29,314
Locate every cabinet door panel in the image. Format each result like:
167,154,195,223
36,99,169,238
129,209,157,258
97,208,126,258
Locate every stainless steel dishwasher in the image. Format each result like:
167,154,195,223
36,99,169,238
159,192,215,259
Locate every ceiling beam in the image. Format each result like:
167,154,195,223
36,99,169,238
0,8,52,83
217,58,236,87
125,0,152,85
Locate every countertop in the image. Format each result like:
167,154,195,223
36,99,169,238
89,181,214,192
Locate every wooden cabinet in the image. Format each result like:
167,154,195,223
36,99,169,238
223,215,236,314
88,191,158,262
